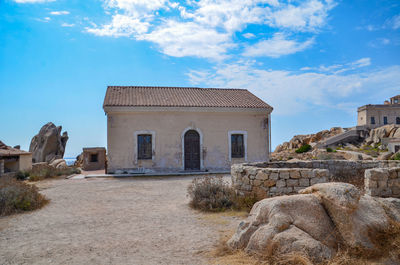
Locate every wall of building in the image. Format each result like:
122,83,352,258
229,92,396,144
365,167,400,197
106,108,270,173
18,154,32,171
83,148,106,171
357,105,400,127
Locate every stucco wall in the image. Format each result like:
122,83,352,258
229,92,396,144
18,154,32,171
83,148,106,171
106,108,270,173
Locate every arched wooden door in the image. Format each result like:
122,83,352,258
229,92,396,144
184,130,200,170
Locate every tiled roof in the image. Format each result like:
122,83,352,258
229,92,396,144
103,86,272,110
0,141,31,157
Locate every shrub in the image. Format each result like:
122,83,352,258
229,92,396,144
326,147,334,153
0,176,48,216
295,144,312,153
187,177,257,212
392,153,400,161
16,171,30,180
29,167,81,181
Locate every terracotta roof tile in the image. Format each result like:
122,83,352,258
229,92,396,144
103,86,273,110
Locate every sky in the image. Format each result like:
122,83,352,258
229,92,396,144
1,0,399,158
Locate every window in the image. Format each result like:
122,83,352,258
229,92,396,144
90,154,98,163
384,116,388,125
138,134,152,159
231,134,244,158
397,117,400,125
371,117,375,125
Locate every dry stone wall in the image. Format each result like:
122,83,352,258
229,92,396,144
232,160,400,198
365,167,400,197
231,164,329,198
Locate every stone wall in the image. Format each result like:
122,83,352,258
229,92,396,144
0,159,4,176
365,167,400,197
231,164,329,198
248,160,400,187
232,160,400,198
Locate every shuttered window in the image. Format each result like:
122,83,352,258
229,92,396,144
138,134,152,159
231,134,244,158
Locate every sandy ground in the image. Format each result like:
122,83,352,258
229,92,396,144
0,176,244,265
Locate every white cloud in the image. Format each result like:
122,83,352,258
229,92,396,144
243,33,314,57
87,0,337,59
243,33,256,39
390,15,400,30
86,14,150,37
14,0,54,3
301,57,371,74
50,11,69,15
142,20,234,60
187,61,400,115
61,23,75,27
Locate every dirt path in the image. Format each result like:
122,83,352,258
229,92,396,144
0,176,243,265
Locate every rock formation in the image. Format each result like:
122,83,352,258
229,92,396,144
228,182,400,263
275,127,345,153
29,122,69,163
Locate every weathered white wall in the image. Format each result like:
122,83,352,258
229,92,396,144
18,154,32,171
106,108,271,173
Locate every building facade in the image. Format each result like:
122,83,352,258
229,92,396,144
103,86,273,174
0,141,32,177
82,147,106,171
357,95,400,128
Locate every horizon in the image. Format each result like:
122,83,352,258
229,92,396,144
1,0,400,157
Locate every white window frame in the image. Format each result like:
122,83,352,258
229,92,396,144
228,130,247,162
181,127,203,170
134,130,156,163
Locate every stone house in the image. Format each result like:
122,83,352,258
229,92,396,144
358,95,400,128
103,86,273,174
0,141,32,176
82,147,106,171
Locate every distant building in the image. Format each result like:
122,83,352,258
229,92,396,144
82,147,106,171
103,86,273,174
357,95,400,128
0,141,32,177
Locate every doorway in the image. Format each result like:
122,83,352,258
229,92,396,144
184,130,200,170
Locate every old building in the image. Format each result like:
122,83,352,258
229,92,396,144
82,147,106,171
357,95,400,128
0,141,32,176
103,86,273,174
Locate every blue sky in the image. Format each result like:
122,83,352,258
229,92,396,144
1,0,399,157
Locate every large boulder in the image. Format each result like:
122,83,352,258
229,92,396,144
300,183,390,250
29,122,68,163
228,194,338,262
229,182,400,262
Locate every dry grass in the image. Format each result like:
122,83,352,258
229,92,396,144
28,167,80,181
0,176,49,216
210,219,400,265
187,176,258,212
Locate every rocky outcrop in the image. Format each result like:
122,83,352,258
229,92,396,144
29,122,68,163
275,127,344,153
49,159,67,169
365,124,400,145
228,182,400,262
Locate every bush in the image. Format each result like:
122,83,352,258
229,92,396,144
295,144,312,153
392,153,400,161
16,171,30,180
326,147,335,153
0,176,48,216
29,167,81,181
187,177,257,212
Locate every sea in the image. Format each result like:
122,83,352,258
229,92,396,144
64,157,76,166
